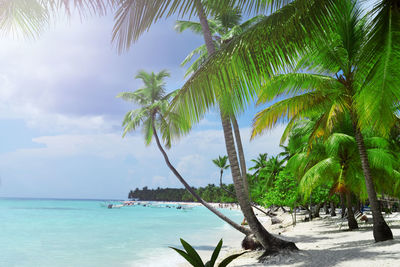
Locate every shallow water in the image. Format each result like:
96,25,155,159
0,198,242,267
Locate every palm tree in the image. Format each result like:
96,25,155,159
249,1,399,242
174,8,264,78
249,153,268,176
263,156,284,181
112,0,300,251
212,155,231,190
117,69,250,235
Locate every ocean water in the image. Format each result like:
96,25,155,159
0,198,243,267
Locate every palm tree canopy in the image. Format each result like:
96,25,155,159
0,0,112,38
212,155,230,170
117,70,190,148
171,0,336,125
111,0,296,52
175,8,265,77
286,118,400,200
252,0,400,138
249,153,268,173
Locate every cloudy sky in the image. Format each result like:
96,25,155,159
0,8,285,199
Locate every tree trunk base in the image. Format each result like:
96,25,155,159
242,235,263,250
258,242,299,262
242,234,298,252
347,218,359,230
373,221,393,242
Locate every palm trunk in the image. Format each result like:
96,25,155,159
324,202,329,215
152,123,251,235
219,170,237,198
352,119,393,241
313,203,322,218
231,116,250,199
340,193,346,218
220,110,297,250
346,191,358,230
195,0,297,251
330,201,336,217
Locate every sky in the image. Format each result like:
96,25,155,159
0,8,286,199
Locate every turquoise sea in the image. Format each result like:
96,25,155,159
0,198,243,267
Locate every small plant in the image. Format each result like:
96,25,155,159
170,238,247,267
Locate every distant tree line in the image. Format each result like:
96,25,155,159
128,184,237,203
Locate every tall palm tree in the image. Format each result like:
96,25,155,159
212,155,230,189
112,0,300,251
117,70,250,235
251,1,398,241
174,7,261,204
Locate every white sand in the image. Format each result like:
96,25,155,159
189,209,400,267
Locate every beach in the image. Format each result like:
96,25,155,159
190,209,400,267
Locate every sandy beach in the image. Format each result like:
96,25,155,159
184,208,400,267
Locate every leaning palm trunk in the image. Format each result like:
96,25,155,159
346,191,358,230
195,0,297,251
352,122,393,241
152,123,251,235
231,116,250,199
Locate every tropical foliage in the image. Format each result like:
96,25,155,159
170,238,246,267
128,185,237,203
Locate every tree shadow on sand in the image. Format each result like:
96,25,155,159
256,234,400,267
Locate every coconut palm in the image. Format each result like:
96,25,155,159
286,116,400,229
111,0,303,251
262,156,284,181
249,1,399,241
174,8,264,78
212,155,230,189
249,153,268,176
117,70,250,235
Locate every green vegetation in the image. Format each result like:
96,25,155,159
170,238,246,267
128,185,236,203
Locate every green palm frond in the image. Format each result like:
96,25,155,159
256,73,341,104
299,157,340,197
180,45,209,78
367,148,396,174
252,92,334,138
212,155,230,170
325,133,356,157
175,19,219,35
172,0,336,125
111,0,299,52
356,0,400,135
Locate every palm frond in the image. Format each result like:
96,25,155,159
356,0,400,135
252,92,334,138
0,0,49,38
173,0,336,126
299,157,340,197
256,73,341,104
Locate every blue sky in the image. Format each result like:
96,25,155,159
0,10,285,199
